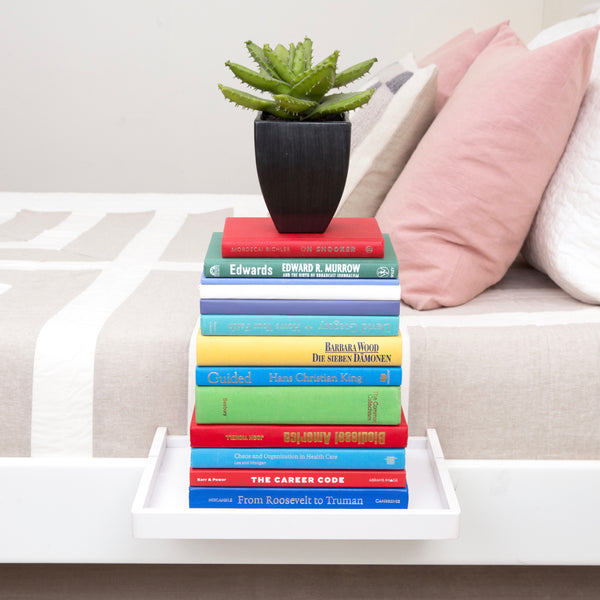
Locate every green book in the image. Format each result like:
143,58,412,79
195,385,401,425
203,232,399,279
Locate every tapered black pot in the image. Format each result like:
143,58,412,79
254,113,351,233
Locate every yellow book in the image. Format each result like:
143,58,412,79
196,333,402,366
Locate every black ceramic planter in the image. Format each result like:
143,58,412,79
254,114,351,233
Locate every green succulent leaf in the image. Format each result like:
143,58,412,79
225,61,291,94
218,84,270,110
245,41,278,78
273,93,318,115
219,84,292,118
287,43,296,69
274,43,289,64
303,89,375,120
303,37,313,70
292,41,305,75
264,44,295,83
334,57,378,87
290,51,338,100
311,49,339,73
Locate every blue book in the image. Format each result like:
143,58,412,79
188,486,409,509
199,298,401,316
200,314,399,336
190,447,405,470
195,366,403,386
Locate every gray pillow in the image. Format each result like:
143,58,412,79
337,54,438,218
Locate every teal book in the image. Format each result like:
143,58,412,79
195,385,401,425
200,314,399,336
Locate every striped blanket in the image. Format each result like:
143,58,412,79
0,194,267,458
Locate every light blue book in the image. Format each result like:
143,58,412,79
200,314,399,336
195,366,402,386
190,447,405,470
189,486,409,509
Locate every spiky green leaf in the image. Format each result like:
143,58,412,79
292,41,305,75
303,37,313,70
245,40,278,78
274,44,289,64
334,57,378,87
303,89,375,120
290,51,338,100
218,84,270,111
225,61,291,94
219,84,292,118
288,43,296,69
273,93,318,115
264,44,295,83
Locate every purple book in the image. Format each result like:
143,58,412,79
199,298,401,316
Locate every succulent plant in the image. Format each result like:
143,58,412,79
219,37,377,121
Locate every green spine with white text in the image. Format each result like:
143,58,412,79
195,385,401,425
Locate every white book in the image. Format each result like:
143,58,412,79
198,275,401,301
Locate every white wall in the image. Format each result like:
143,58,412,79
0,0,591,195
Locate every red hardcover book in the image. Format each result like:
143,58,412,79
189,408,407,448
189,468,406,488
221,217,385,258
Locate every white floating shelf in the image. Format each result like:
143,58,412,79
131,428,460,540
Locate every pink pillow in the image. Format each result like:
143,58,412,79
377,23,598,310
419,21,508,111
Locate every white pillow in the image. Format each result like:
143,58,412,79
521,10,600,304
336,54,437,218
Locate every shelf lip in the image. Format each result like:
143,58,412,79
131,428,461,541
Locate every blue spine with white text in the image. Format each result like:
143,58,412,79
190,447,405,469
191,219,408,509
189,486,409,509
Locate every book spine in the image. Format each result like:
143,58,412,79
188,486,409,509
199,278,401,301
190,447,406,470
200,314,399,336
190,415,408,448
199,298,401,316
195,386,402,425
204,259,397,279
195,366,403,386
190,468,407,488
196,334,403,366
222,237,385,259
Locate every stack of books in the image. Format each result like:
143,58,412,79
189,217,408,509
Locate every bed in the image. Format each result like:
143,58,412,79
2,193,599,463
1,192,599,565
